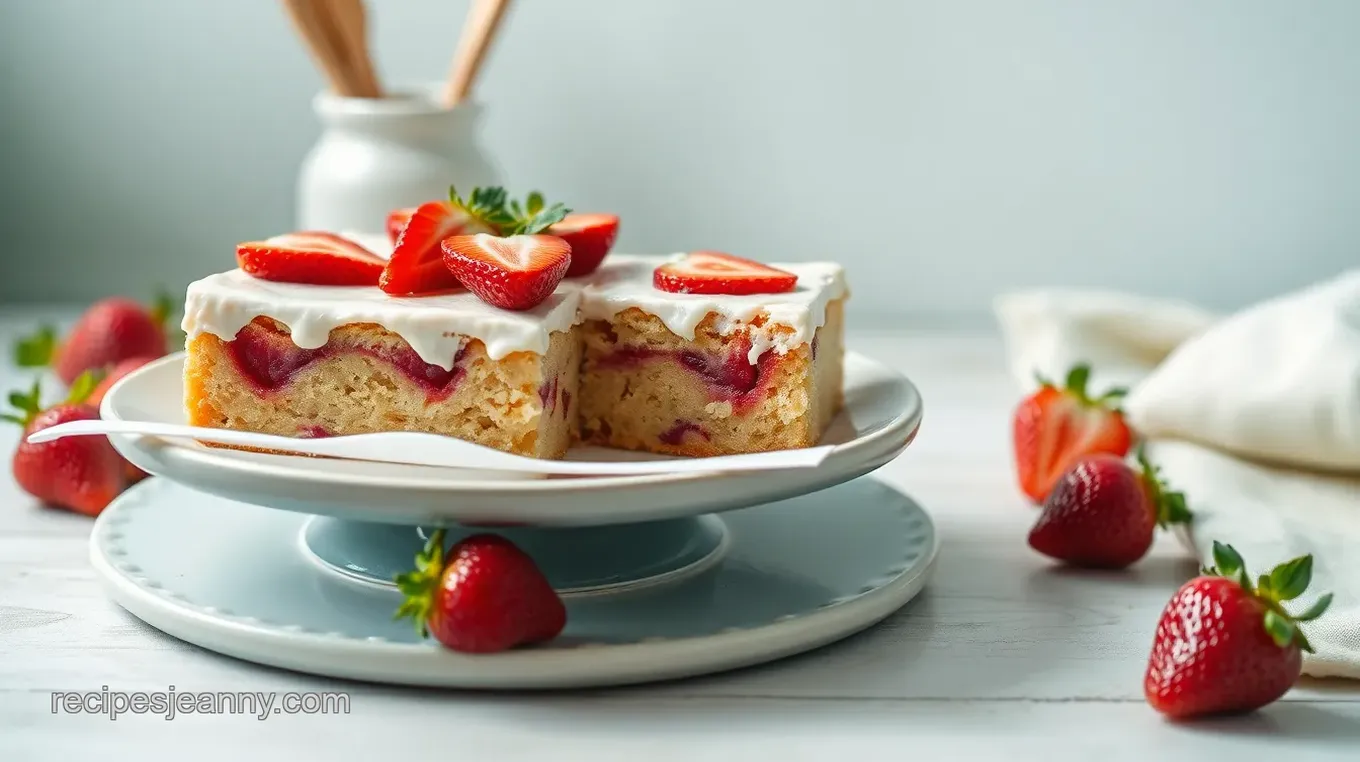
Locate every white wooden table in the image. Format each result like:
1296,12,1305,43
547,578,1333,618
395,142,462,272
1,306,1356,761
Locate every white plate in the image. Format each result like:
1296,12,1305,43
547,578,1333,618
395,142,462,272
91,477,938,690
102,352,923,526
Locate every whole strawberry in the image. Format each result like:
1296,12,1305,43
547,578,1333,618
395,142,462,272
1012,364,1132,503
1027,449,1192,568
1146,542,1333,719
87,355,160,409
4,373,126,517
83,356,157,484
393,529,566,653
15,295,172,385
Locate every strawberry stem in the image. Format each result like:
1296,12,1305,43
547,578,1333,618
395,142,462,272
1203,540,1334,653
392,527,449,639
13,325,57,368
448,185,571,237
1,372,102,428
1036,363,1127,410
1134,446,1193,528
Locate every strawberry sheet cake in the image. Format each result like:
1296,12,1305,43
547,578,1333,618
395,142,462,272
180,187,848,460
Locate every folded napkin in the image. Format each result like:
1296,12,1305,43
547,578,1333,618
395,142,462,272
995,271,1360,679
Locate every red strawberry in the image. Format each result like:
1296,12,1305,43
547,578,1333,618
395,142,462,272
1146,542,1333,719
379,202,472,295
1012,364,1133,503
1027,450,1192,568
386,206,417,244
653,251,798,295
549,213,620,277
5,373,126,517
381,186,574,296
441,234,572,311
86,356,159,485
237,232,385,286
394,529,566,653
87,355,159,409
16,296,171,385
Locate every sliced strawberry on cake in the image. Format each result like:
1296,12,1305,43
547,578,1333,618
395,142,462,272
549,213,620,277
653,251,798,295
381,187,573,296
386,207,417,244
236,232,386,286
441,234,572,311
379,201,472,295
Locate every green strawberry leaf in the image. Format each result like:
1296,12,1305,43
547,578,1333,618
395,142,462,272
1097,386,1128,403
1262,609,1296,649
14,326,56,368
447,184,573,236
1293,627,1316,654
1209,541,1247,584
1294,592,1334,622
66,370,102,406
150,290,174,326
391,528,448,640
1268,555,1313,602
510,202,570,235
1064,364,1091,397
1257,573,1273,599
5,380,43,428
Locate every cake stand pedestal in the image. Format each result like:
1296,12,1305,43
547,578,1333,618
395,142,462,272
301,515,731,595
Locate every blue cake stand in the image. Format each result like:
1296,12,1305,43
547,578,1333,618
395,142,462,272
90,476,936,689
91,350,935,688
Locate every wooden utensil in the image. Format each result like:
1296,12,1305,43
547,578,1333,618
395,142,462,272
281,0,363,96
326,0,382,98
441,0,513,107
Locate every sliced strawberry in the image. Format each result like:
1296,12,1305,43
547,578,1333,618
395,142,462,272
236,232,385,286
549,213,620,277
1012,364,1133,503
379,201,471,295
440,234,571,311
653,251,798,295
386,207,417,245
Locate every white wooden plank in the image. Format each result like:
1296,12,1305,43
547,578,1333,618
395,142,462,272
3,695,1359,762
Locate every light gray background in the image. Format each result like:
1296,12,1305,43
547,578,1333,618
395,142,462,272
2,0,1358,319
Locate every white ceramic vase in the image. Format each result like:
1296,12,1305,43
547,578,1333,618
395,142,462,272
296,85,502,237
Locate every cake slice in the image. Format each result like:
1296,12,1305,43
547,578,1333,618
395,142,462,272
576,253,847,457
182,260,582,459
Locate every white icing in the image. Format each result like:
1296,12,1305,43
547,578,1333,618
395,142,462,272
182,270,583,367
183,243,845,368
578,254,848,364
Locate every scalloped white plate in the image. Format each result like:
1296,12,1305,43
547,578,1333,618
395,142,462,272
91,477,937,689
100,352,922,526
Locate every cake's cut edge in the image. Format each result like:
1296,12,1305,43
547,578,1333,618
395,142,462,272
577,297,846,457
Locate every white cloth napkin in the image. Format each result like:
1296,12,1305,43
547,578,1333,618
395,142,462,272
995,271,1360,679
